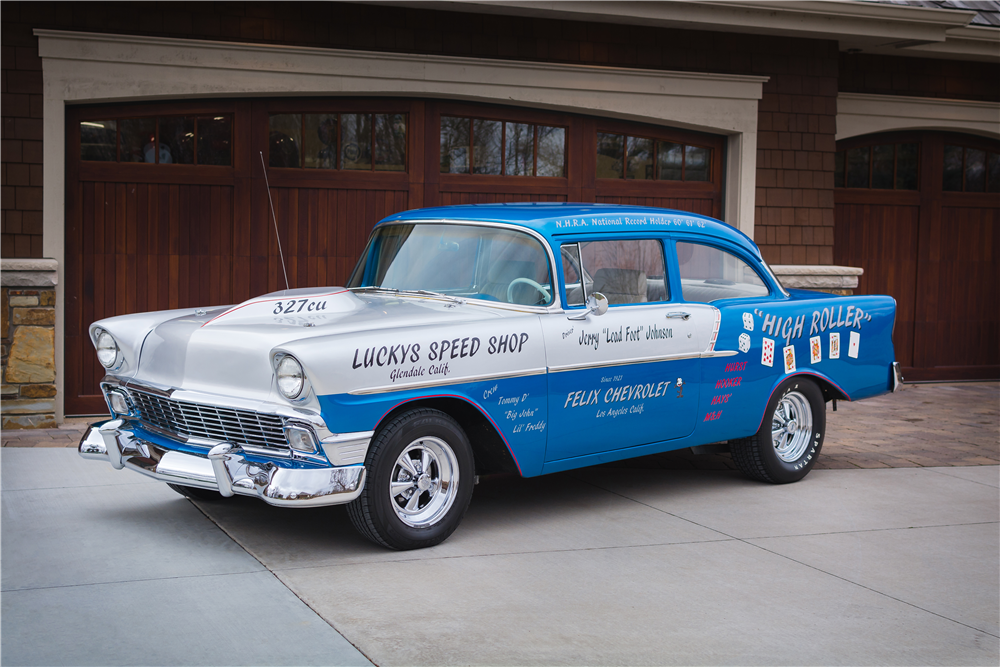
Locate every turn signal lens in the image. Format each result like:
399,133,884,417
108,391,130,415
96,330,119,368
276,355,305,399
285,425,318,453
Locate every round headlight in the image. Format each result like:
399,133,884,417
96,330,119,368
276,355,305,399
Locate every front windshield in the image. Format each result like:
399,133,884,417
348,223,554,307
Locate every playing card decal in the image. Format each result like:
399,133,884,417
761,338,775,367
783,345,796,374
810,336,822,364
829,332,840,359
848,331,860,359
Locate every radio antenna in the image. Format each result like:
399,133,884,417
259,151,290,291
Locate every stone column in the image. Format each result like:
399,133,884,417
770,265,864,296
1,258,58,428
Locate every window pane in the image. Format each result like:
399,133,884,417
561,244,585,306
80,120,116,162
870,144,893,189
504,122,534,176
626,136,654,180
440,116,470,174
120,118,157,163
473,119,502,175
685,145,710,181
834,151,845,188
374,114,406,172
895,143,918,190
303,114,338,169
269,114,301,168
158,116,194,165
657,141,683,181
965,148,986,192
676,242,768,302
988,153,1000,194
596,133,624,179
943,145,963,191
536,126,566,177
846,146,870,188
579,239,666,305
341,113,372,170
197,116,231,166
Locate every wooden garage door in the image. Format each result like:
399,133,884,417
834,131,1000,381
65,99,724,414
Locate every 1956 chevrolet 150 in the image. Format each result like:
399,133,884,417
80,203,902,550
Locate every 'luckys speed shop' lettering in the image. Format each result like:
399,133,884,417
352,332,530,370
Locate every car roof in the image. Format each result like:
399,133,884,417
377,203,762,260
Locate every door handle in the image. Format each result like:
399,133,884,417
666,312,691,320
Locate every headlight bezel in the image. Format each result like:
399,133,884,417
95,329,121,370
273,353,308,401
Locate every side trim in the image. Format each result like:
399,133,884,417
548,349,737,373
348,367,547,396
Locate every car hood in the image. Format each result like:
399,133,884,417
130,287,521,400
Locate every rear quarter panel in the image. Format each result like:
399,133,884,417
695,289,897,444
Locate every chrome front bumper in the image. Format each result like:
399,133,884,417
79,420,366,507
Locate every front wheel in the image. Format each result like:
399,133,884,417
347,409,475,550
730,377,826,484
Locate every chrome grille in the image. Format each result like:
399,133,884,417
129,390,288,451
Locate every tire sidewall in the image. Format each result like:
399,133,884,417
365,410,475,549
758,377,826,483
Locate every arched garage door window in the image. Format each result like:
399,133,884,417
834,131,1000,381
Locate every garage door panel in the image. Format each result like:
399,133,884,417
835,202,919,369
66,100,727,413
836,131,999,380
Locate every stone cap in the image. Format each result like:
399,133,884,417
770,264,863,290
1,258,59,287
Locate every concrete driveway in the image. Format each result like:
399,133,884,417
2,383,998,665
3,450,997,666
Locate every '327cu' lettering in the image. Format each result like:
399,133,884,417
273,299,328,315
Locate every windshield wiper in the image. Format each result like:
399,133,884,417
352,286,464,305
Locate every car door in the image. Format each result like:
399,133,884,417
541,237,717,463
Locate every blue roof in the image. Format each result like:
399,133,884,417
378,203,761,259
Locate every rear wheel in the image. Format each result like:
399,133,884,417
167,483,226,501
730,377,826,483
347,408,475,550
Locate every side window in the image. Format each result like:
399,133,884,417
562,240,668,306
676,242,769,302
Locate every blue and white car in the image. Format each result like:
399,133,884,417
81,204,902,550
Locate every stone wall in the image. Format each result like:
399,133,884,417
1,258,57,428
771,264,862,296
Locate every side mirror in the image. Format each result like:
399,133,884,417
567,292,608,320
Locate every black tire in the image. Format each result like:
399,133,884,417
167,483,226,501
347,408,475,550
730,376,826,484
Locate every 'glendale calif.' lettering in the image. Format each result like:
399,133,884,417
352,333,530,370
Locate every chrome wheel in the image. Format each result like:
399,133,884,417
388,436,460,528
771,391,813,462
